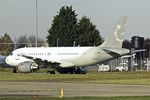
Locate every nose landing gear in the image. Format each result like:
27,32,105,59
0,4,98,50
13,67,17,73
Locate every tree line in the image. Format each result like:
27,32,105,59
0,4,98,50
0,33,13,56
46,6,104,47
0,33,45,56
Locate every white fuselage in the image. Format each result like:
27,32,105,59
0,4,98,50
5,16,129,73
5,47,116,68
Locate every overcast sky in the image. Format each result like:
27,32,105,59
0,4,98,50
0,0,150,41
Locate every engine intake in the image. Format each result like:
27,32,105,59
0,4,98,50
18,61,39,73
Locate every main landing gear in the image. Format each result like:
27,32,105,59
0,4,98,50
73,67,86,74
47,70,55,74
56,67,87,74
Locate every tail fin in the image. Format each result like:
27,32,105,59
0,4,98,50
100,16,127,48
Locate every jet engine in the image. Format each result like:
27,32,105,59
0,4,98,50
17,61,39,73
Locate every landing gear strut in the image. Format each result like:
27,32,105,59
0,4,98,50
13,67,17,73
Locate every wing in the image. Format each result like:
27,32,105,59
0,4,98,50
21,55,74,68
22,54,59,64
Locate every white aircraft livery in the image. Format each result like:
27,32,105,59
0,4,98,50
5,16,129,74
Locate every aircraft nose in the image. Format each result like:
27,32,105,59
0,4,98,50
5,56,11,65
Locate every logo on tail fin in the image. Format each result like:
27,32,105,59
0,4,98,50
100,16,127,48
114,24,126,42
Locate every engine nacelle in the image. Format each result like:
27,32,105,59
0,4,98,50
18,61,39,73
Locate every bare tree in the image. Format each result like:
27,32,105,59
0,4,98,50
28,35,45,47
17,35,28,48
17,35,45,48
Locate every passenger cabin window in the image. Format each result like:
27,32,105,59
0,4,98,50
58,53,79,55
47,53,51,55
83,53,86,55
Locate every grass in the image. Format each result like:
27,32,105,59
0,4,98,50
0,68,150,85
0,68,150,99
1,96,150,100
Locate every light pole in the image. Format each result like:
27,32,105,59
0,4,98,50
57,39,59,47
35,0,38,47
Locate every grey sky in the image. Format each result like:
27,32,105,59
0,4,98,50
0,0,150,41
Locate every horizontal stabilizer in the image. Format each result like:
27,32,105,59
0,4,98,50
102,48,121,57
102,47,129,57
132,49,147,53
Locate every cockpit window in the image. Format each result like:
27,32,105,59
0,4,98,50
10,53,13,55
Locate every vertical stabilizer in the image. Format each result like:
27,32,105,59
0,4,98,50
100,16,127,48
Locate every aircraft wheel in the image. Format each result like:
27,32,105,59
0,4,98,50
115,69,119,72
75,67,86,74
47,71,55,74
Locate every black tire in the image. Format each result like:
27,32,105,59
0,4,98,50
74,67,86,74
115,69,119,72
47,71,55,74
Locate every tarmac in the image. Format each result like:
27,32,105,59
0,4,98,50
0,82,150,97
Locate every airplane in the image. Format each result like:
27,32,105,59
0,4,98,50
5,16,129,74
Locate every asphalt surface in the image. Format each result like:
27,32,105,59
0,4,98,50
0,82,150,97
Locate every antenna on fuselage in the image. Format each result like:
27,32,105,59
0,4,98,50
73,41,76,47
